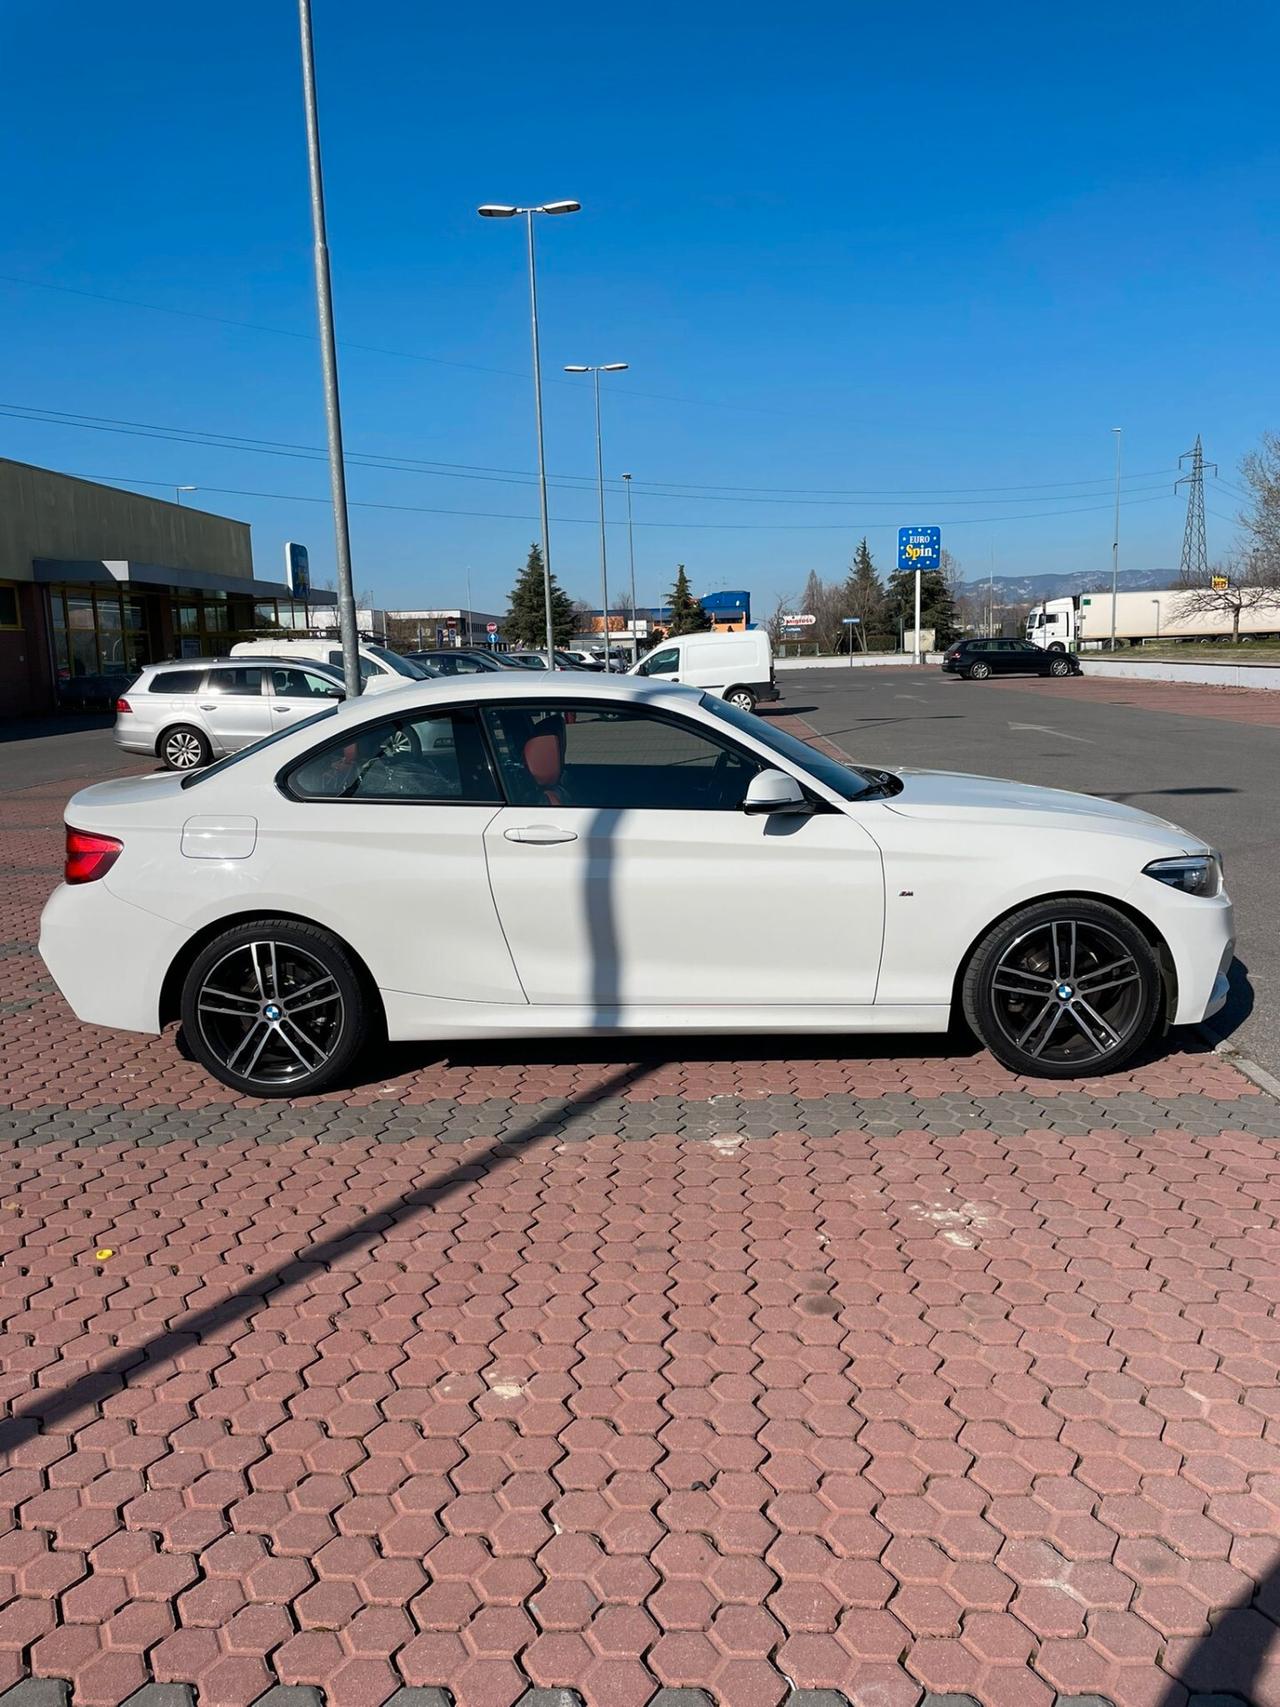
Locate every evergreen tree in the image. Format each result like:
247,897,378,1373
841,538,887,650
883,567,960,649
665,565,711,636
505,543,576,647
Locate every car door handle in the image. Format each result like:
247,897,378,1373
504,825,578,845
271,705,294,713
198,703,217,711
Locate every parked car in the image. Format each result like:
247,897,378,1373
560,650,606,671
44,674,1231,1096
114,657,348,770
230,638,436,689
405,649,512,674
630,629,778,711
508,650,597,671
942,637,1082,680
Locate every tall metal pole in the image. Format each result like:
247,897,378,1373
297,0,361,698
465,567,473,648
592,369,611,659
623,473,638,663
912,568,922,665
525,212,558,665
1109,426,1123,651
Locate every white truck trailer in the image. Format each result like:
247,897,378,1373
1026,588,1280,650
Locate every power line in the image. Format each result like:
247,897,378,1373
0,399,1180,509
63,467,1178,533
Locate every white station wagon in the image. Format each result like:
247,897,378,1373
43,676,1233,1096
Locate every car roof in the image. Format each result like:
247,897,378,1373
281,670,695,735
144,655,343,674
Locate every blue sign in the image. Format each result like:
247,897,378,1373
898,526,941,571
285,541,311,598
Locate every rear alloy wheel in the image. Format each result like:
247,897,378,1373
1048,657,1073,677
160,725,211,770
180,919,369,1096
964,898,1162,1078
726,687,757,712
967,661,992,680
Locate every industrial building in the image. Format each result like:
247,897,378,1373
0,459,333,716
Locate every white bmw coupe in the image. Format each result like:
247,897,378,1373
41,675,1233,1096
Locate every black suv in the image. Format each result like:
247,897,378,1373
941,637,1082,680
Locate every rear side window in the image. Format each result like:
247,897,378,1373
328,650,380,682
149,669,205,694
283,707,501,803
206,668,265,697
641,647,679,676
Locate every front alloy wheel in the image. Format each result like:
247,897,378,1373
1049,657,1072,677
964,898,1162,1077
180,920,369,1096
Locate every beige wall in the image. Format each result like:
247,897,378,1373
0,458,253,583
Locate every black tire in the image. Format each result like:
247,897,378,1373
966,661,992,680
159,724,212,771
179,918,370,1097
963,897,1163,1078
725,686,757,712
1048,657,1072,677
1047,641,1067,654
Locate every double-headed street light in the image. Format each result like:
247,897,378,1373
564,363,628,663
478,200,581,663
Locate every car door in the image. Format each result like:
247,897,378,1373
480,698,884,1009
265,665,344,731
201,666,272,750
635,644,680,684
277,703,523,1004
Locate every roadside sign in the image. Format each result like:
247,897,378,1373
898,526,941,571
285,541,310,598
486,622,498,633
842,617,861,624
782,613,816,626
1212,574,1230,591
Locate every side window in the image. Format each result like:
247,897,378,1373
206,668,264,696
640,647,679,677
149,669,205,695
270,667,340,699
284,707,501,803
328,650,380,682
481,703,761,811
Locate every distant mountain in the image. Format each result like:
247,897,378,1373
960,568,1176,603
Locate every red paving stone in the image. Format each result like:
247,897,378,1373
988,666,1280,726
2,721,1280,1705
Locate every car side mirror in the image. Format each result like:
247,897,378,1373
322,685,345,699
742,769,814,816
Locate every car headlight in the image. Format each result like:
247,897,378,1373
1143,854,1222,897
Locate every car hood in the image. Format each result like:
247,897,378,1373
879,767,1203,846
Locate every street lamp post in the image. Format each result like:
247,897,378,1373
297,0,362,699
1152,596,1161,642
565,363,628,666
478,201,581,665
622,472,639,663
175,485,196,506
1110,426,1123,651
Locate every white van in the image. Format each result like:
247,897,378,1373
230,638,433,693
629,630,778,712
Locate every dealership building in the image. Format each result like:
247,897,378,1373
0,459,332,716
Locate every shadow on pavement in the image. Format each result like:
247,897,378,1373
1158,1567,1280,1704
1200,954,1256,1047
0,712,114,743
0,1058,645,1457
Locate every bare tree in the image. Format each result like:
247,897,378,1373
1174,557,1280,643
1240,431,1280,576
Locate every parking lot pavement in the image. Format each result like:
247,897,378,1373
779,663,1280,1084
3,723,1280,1707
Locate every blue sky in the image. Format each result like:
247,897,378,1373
3,0,1278,614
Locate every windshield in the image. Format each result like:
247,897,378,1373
181,705,340,788
367,645,429,679
700,695,888,801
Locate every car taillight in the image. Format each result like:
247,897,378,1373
65,828,123,885
116,697,132,714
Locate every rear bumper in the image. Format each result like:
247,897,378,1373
39,880,178,1034
760,682,781,703
113,726,155,757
